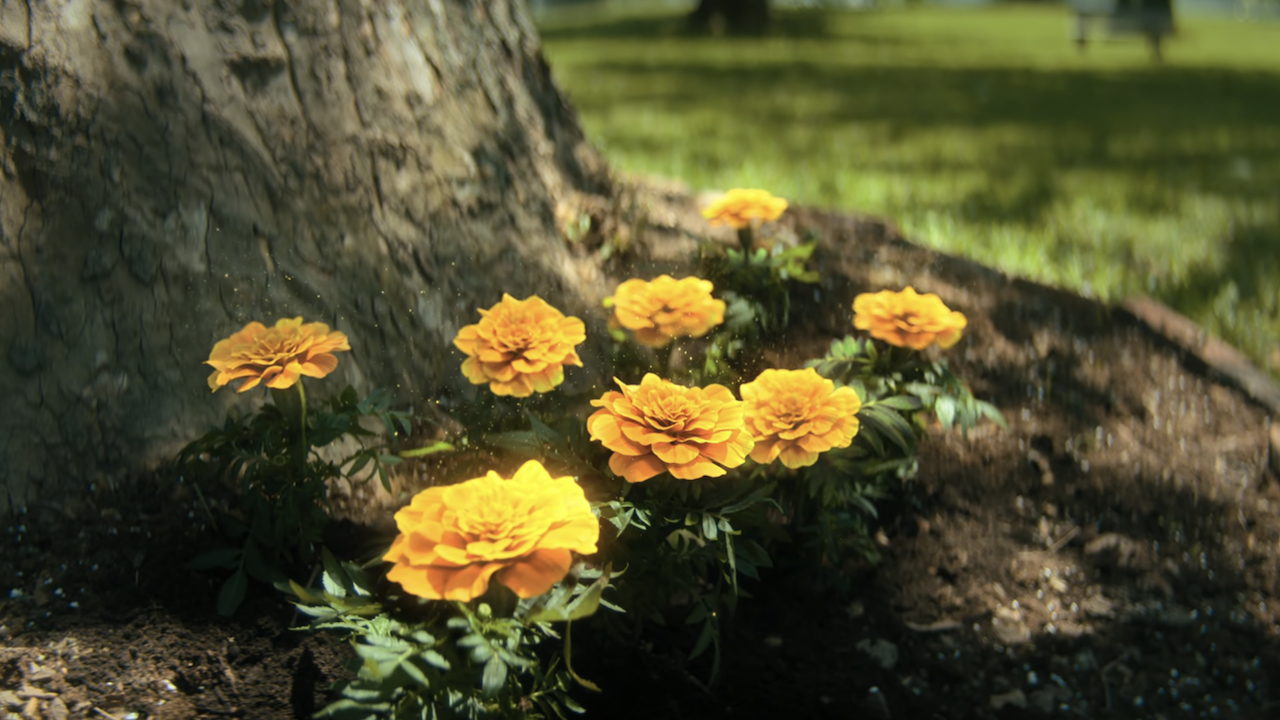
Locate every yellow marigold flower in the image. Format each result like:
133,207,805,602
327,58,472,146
454,294,586,397
701,188,788,230
587,373,754,483
609,275,725,348
383,460,599,601
741,368,862,469
852,286,967,350
205,317,350,393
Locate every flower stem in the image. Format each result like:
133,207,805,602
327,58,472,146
736,226,754,255
296,381,308,464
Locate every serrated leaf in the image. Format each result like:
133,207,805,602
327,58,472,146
398,656,430,687
346,452,372,478
420,649,450,671
525,566,612,624
284,579,322,604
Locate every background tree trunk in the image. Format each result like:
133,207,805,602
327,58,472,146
0,0,611,514
688,0,771,35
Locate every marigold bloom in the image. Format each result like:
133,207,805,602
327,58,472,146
701,188,788,230
454,294,586,397
741,368,862,469
852,286,967,350
609,275,725,348
587,374,754,483
205,317,350,393
383,460,599,601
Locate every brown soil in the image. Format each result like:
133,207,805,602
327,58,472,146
3,179,1279,720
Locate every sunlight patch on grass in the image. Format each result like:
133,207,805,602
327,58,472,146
541,5,1280,375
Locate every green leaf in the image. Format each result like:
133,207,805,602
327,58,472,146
420,649,451,671
876,395,924,412
321,547,354,598
525,566,612,624
345,452,373,478
700,513,719,542
481,656,508,696
718,481,777,515
242,540,286,584
398,656,430,688
189,547,242,570
935,395,958,429
688,617,715,661
487,430,541,456
309,413,351,447
217,569,248,617
399,441,456,458
316,698,388,720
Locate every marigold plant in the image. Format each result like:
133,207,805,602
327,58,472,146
454,294,586,397
852,286,967,350
701,188,788,230
587,373,754,483
205,317,350,393
740,368,862,469
384,460,600,601
608,275,726,348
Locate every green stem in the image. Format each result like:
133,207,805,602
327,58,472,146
736,226,754,255
296,381,308,464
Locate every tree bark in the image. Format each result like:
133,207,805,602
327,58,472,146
0,0,611,514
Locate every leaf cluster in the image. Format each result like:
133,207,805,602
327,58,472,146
283,555,600,720
180,385,418,615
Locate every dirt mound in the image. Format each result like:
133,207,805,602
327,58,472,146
2,181,1278,719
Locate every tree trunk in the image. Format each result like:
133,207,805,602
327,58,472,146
0,0,611,514
689,0,771,35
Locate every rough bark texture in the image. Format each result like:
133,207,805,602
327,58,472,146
0,0,611,514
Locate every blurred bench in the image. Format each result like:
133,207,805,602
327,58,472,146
1071,0,1174,61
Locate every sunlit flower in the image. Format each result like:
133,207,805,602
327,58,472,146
608,275,725,348
587,374,754,483
701,188,788,230
205,317,350,393
741,368,862,469
852,286,967,350
383,460,599,601
454,294,586,397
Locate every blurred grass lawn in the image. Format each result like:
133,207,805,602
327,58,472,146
538,3,1280,376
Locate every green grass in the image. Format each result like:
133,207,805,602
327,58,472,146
539,3,1280,375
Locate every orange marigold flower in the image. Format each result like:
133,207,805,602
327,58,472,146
741,368,862,469
701,188,788,230
205,317,350,393
587,374,754,483
609,275,725,348
454,294,586,397
383,460,600,601
852,286,967,350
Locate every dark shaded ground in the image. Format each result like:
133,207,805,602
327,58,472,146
3,179,1279,719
